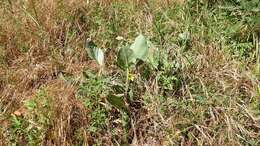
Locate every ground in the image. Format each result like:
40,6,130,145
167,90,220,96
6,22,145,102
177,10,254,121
0,0,259,145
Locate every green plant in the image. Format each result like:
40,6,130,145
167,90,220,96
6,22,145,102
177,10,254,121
8,89,53,145
85,34,157,113
77,71,110,134
82,34,161,144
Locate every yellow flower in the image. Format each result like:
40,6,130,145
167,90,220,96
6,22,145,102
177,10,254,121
128,73,135,81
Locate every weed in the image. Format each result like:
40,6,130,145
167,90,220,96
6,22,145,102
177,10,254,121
5,88,53,145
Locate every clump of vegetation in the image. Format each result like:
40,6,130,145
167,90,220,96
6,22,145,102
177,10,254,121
4,88,53,145
0,0,259,145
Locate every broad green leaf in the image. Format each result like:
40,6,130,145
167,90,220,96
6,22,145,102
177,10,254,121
93,48,104,66
107,94,128,112
117,34,149,69
85,40,104,66
85,40,97,59
117,46,135,69
130,34,148,60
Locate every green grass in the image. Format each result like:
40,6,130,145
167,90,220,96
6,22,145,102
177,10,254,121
0,0,259,145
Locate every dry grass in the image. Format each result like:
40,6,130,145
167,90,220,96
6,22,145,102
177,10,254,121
0,0,259,145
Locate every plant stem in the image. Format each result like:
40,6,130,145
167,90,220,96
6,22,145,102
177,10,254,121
125,68,129,97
